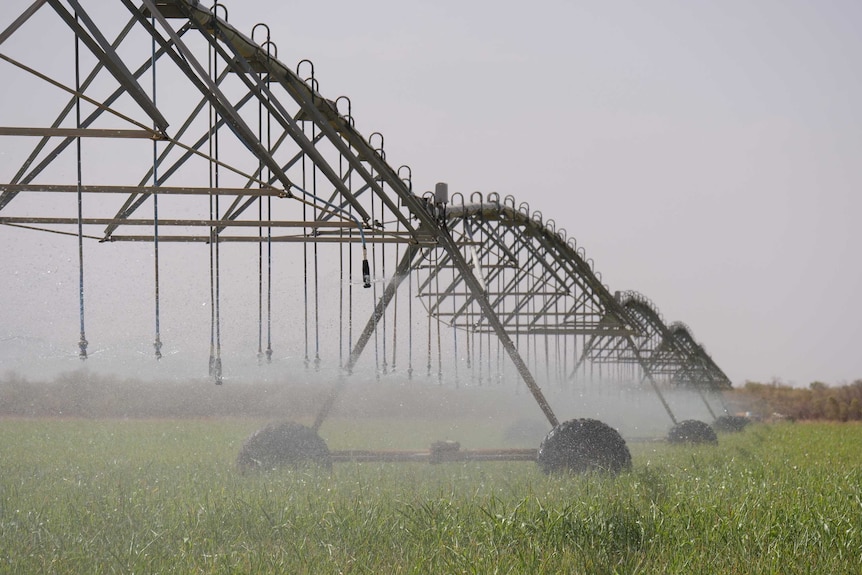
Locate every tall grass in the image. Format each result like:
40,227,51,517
1,419,860,573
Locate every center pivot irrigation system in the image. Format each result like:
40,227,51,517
0,0,739,473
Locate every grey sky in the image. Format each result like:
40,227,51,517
1,0,861,386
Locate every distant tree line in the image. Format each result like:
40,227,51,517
729,379,862,422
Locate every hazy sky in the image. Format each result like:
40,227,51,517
2,0,861,387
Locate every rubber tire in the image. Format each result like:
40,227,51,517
667,419,718,444
237,421,332,472
537,418,632,475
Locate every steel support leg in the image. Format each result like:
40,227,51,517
312,245,420,431
436,228,558,427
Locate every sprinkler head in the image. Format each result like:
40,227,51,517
362,258,371,288
213,357,223,385
78,336,88,360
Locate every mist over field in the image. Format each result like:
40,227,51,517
0,362,733,447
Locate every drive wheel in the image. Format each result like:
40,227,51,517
537,418,631,475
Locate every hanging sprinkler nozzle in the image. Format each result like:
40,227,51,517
213,357,223,385
288,183,372,289
362,247,371,288
78,334,88,360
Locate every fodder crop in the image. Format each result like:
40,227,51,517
1,419,861,574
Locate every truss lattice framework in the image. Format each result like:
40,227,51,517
0,0,437,247
581,291,731,391
668,322,732,390
0,0,730,426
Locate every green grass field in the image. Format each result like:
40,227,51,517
1,418,860,574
